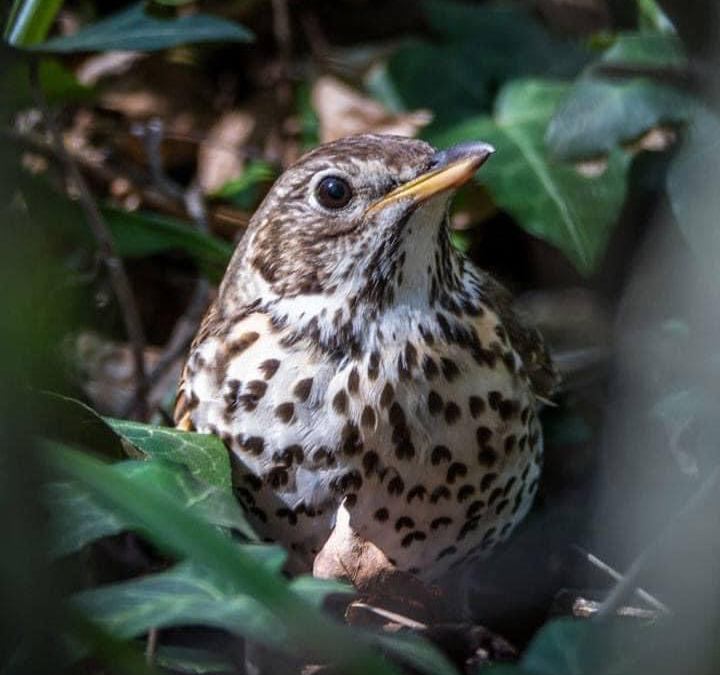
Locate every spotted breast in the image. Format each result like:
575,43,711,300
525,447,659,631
175,134,557,580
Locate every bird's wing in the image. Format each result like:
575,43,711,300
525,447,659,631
474,276,560,403
173,299,220,430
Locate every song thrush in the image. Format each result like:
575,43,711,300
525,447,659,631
175,134,557,579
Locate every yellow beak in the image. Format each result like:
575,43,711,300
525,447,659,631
366,142,494,216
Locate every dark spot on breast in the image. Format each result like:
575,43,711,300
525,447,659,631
428,390,443,416
436,545,457,560
495,499,509,515
388,476,405,496
476,426,493,447
446,462,467,484
401,531,426,547
431,516,452,530
444,401,461,425
360,404,376,427
341,421,363,456
395,516,414,531
422,355,439,380
469,396,485,418
293,377,313,402
457,484,475,502
242,473,262,491
228,331,259,356
380,382,394,408
275,402,295,424
347,367,360,394
332,389,348,414
466,500,484,519
441,358,461,382
265,467,289,488
388,402,405,427
259,358,280,380
431,445,452,465
395,438,415,460
430,485,451,503
480,472,498,492
478,446,498,467
368,351,380,381
406,485,427,503
405,342,418,369
362,450,379,476
238,435,265,456
504,434,517,454
374,507,389,521
488,487,503,506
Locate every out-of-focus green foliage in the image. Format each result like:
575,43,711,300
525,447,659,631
35,2,254,52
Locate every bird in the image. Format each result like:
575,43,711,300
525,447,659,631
174,133,558,581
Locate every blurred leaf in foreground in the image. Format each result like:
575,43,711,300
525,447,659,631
433,79,629,275
35,2,254,53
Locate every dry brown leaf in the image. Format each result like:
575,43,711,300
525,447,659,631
311,75,431,143
197,110,255,193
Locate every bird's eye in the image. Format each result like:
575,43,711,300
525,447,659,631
315,176,352,209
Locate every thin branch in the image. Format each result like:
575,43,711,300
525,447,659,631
121,119,212,420
572,545,671,615
28,57,149,417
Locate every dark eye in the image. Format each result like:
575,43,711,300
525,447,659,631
315,176,352,209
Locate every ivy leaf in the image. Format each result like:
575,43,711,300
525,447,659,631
46,459,259,556
36,2,253,53
107,419,233,491
432,79,629,275
546,32,692,161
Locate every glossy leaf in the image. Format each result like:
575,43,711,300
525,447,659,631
106,418,233,490
547,32,692,160
153,646,234,675
546,77,691,160
433,79,629,275
46,445,406,675
73,560,346,647
36,2,253,53
46,459,259,555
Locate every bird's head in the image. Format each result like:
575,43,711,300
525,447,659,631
223,134,493,332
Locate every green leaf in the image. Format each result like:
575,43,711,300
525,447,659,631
379,1,587,128
103,208,232,283
153,646,234,675
546,32,691,161
46,445,405,675
4,0,64,46
36,2,253,53
46,459,259,555
634,0,676,34
73,560,344,647
432,79,629,275
546,77,691,161
211,160,277,210
600,32,685,67
106,419,233,491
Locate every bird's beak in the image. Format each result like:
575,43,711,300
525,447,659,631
366,141,495,216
